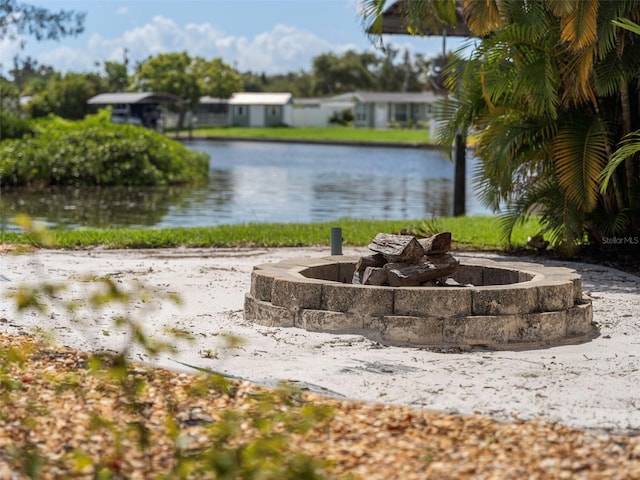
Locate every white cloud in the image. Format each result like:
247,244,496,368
37,45,95,73
232,24,350,73
116,6,129,16
17,15,363,75
0,38,19,74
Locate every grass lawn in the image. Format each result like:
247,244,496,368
171,126,432,145
0,216,541,251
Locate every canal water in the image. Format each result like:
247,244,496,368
0,140,490,231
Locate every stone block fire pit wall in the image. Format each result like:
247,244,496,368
244,254,594,350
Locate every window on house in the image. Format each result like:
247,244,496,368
236,106,244,115
270,106,279,116
394,103,407,122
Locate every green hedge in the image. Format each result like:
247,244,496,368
0,113,209,187
0,111,34,141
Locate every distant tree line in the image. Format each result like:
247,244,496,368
1,47,442,122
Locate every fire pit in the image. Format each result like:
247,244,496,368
244,233,594,349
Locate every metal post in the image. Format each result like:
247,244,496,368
330,227,343,255
453,132,466,217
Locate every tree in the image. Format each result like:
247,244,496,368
1,1,85,111
9,55,57,95
400,49,424,92
234,48,429,97
413,53,436,91
240,71,269,92
365,0,640,254
0,0,85,118
192,57,242,98
0,72,20,112
133,54,240,128
311,50,379,95
0,0,84,42
103,60,129,92
376,45,403,91
262,71,314,97
25,71,105,119
133,52,200,129
374,46,423,92
601,18,640,182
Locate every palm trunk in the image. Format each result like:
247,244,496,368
620,80,639,228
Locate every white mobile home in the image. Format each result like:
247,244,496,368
292,94,356,127
352,91,441,129
228,92,293,127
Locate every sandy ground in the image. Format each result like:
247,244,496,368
1,246,639,436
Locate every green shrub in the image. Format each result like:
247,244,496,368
328,109,354,126
0,111,34,141
0,114,209,187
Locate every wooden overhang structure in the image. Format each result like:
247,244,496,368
370,0,471,37
87,92,185,129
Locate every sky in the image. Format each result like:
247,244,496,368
0,0,468,78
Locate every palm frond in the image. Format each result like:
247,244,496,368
589,208,631,238
522,175,586,254
559,0,598,51
558,45,597,107
600,130,640,192
497,174,584,250
498,190,541,246
594,1,628,58
511,44,560,118
612,17,640,35
545,0,574,17
360,0,391,46
553,116,609,211
593,48,626,97
462,0,502,35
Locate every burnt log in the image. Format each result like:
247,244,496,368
362,267,389,286
386,254,459,287
419,232,452,255
368,233,424,263
352,253,387,284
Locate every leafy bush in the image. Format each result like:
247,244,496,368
0,113,209,187
328,109,354,126
0,111,34,141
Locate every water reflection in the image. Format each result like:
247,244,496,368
0,139,490,231
310,176,453,220
0,185,197,229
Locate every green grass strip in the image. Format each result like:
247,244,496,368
0,216,541,251
172,126,432,145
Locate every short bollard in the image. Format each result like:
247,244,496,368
330,227,343,255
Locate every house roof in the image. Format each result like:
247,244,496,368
87,92,185,105
199,96,229,104
229,92,293,105
293,98,322,106
352,91,441,103
324,92,360,103
293,91,441,107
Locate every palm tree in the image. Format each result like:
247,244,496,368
364,0,640,254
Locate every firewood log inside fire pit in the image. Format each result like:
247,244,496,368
353,232,460,286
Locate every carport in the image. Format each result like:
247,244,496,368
87,92,185,129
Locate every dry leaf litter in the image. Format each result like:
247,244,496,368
1,333,640,479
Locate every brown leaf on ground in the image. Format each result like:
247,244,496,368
1,332,640,479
